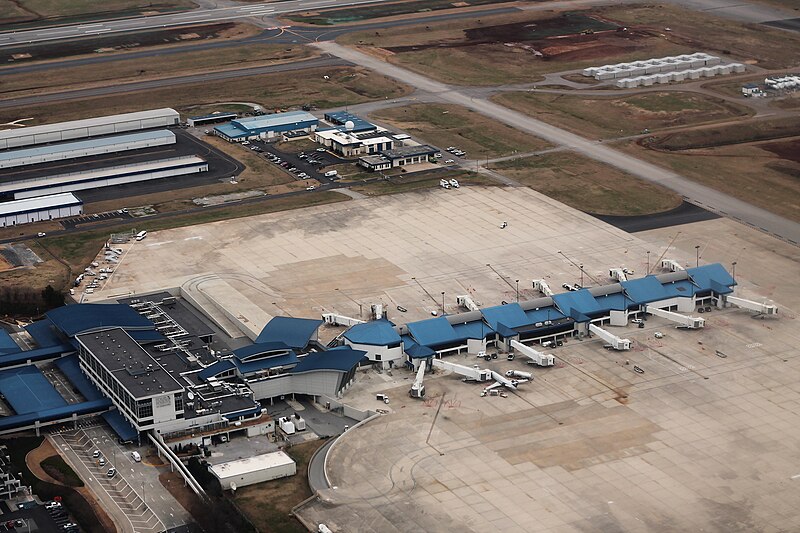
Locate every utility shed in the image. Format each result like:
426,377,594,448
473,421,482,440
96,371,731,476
0,108,179,150
210,451,296,489
0,192,82,227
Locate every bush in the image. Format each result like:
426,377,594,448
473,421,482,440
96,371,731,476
41,455,84,487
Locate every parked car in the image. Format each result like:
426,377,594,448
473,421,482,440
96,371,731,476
107,468,116,478
306,186,316,191
449,179,459,188
444,159,455,164
37,232,46,237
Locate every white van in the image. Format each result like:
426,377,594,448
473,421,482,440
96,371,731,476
131,451,141,462
135,230,147,241
85,288,94,294
324,170,338,178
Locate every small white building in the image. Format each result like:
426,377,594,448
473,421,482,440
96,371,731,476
0,192,82,227
210,451,296,490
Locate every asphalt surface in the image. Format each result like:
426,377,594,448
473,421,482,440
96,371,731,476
315,41,800,245
0,56,349,110
0,0,399,48
593,201,721,233
307,437,336,492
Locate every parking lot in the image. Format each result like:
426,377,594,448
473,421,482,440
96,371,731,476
248,139,349,186
52,425,191,533
62,209,132,230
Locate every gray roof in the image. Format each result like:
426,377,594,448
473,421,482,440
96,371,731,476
382,144,437,159
0,109,179,141
77,328,184,399
0,192,81,216
0,130,175,163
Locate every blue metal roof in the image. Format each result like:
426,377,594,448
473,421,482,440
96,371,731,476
198,359,236,381
481,303,530,330
236,352,299,374
214,123,247,139
343,319,401,346
0,365,67,414
223,405,263,421
234,110,317,130
0,130,174,163
324,111,376,133
523,307,566,323
256,317,322,350
55,354,104,401
0,398,111,433
0,343,73,369
189,112,237,121
660,279,696,298
46,304,154,337
102,409,138,442
233,341,292,361
0,330,19,354
451,320,494,340
687,263,735,294
552,290,602,319
620,276,671,304
24,319,63,348
593,293,632,312
291,347,365,373
403,336,435,358
128,330,166,344
406,316,464,347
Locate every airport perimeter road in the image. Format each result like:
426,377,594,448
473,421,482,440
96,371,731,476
0,0,397,48
315,42,800,245
0,56,349,109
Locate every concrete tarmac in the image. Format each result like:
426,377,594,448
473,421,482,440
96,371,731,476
314,41,800,246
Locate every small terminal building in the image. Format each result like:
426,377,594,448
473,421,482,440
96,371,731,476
359,145,437,170
210,451,296,490
214,111,318,141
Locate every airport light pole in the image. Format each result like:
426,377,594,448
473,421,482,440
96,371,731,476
695,245,700,267
515,280,520,302
646,251,651,275
441,292,445,315
732,261,737,285
579,265,584,287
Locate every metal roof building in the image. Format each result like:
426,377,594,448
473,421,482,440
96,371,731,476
255,317,323,350
214,111,318,141
0,130,176,169
4,156,208,200
0,192,82,227
0,108,179,150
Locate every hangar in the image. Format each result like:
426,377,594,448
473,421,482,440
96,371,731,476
2,156,209,200
214,111,318,141
0,130,176,169
0,108,179,150
0,192,82,226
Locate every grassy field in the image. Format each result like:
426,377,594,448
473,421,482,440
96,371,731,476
287,0,512,25
236,439,327,533
340,10,691,86
492,152,682,215
371,104,551,157
350,170,495,196
0,66,412,125
625,139,800,222
492,91,753,138
0,44,314,97
598,4,800,70
643,116,800,151
2,0,195,22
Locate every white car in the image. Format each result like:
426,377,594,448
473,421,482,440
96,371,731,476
449,179,459,188
444,159,455,164
439,179,451,189
107,468,116,478
306,186,316,191
37,232,46,237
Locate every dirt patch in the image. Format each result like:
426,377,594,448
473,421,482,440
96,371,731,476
760,139,800,163
642,116,800,151
287,0,514,25
0,23,256,64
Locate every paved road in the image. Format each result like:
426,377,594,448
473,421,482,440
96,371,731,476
0,0,398,48
307,438,335,492
0,55,348,109
315,41,800,245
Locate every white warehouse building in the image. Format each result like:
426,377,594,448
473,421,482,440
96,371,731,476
0,130,176,169
0,108,180,150
0,192,82,227
210,451,296,490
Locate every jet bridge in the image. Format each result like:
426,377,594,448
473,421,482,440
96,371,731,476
509,340,554,366
431,358,492,382
725,296,778,316
588,323,631,350
644,305,705,329
532,280,554,297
